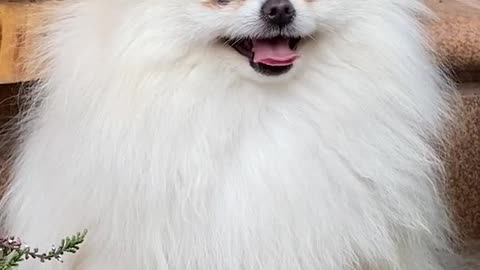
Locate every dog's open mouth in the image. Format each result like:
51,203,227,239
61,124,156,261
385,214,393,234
224,37,302,76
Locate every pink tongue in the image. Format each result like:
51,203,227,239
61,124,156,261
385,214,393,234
252,39,300,66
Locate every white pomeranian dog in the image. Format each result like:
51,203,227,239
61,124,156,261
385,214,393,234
0,0,467,269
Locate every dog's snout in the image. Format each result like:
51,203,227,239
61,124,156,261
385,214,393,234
261,0,295,27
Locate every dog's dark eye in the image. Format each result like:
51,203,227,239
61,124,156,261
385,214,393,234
217,0,232,5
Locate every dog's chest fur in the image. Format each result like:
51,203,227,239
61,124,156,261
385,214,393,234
42,65,442,269
3,4,456,269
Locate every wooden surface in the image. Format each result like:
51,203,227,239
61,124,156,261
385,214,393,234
0,2,41,84
0,1,479,84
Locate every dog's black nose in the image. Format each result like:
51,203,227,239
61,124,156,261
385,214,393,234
261,0,295,27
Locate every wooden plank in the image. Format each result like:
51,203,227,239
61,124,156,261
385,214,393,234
0,1,479,84
0,2,42,84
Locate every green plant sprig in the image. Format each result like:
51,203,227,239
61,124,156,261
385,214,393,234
0,230,87,270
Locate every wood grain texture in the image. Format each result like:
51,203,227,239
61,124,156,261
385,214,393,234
0,2,42,84
0,1,479,84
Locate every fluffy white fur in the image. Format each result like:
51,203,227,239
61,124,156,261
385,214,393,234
0,0,465,269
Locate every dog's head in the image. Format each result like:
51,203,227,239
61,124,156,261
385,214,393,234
117,0,367,80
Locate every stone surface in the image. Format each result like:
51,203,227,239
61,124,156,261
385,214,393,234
427,0,480,73
446,88,480,241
